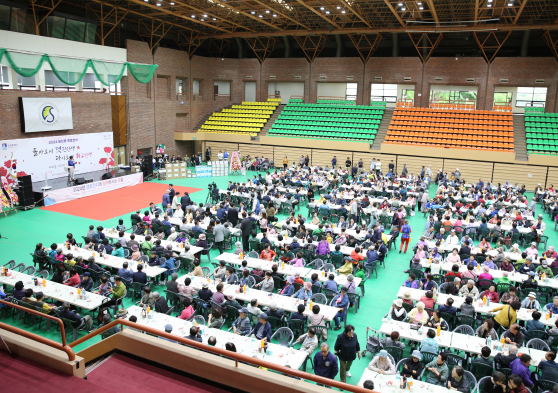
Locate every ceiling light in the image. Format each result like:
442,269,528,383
488,0,493,2
336,6,341,9
417,1,422,4
266,10,270,13
341,9,346,13
201,18,205,21
191,15,195,18
320,7,325,10
507,2,512,5
326,10,330,13
398,3,403,5
170,1,174,4
258,14,263,17
251,11,255,14
213,17,216,20
419,6,423,9
144,0,148,2
487,4,492,6
401,7,406,10
273,14,277,17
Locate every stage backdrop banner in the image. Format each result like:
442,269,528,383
20,97,74,132
0,132,114,184
44,172,143,206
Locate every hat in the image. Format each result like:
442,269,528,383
412,350,422,360
393,299,403,307
529,271,536,276
528,292,536,298
164,323,173,332
83,272,91,277
512,243,519,249
378,350,388,358
235,241,242,247
403,291,412,300
202,281,209,288
239,308,249,314
116,308,128,317
531,242,537,246
259,313,268,321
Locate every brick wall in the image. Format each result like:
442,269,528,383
239,58,262,101
0,90,111,140
365,57,424,106
423,57,488,109
261,58,310,101
311,57,365,104
488,57,558,112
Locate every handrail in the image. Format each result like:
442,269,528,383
69,319,377,393
0,299,75,361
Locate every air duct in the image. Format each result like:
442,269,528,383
392,33,399,57
335,35,343,57
283,36,291,58
235,37,243,59
520,31,530,57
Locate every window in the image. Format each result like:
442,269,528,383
371,83,397,102
46,16,65,38
494,92,513,104
0,5,10,30
401,89,414,101
10,8,30,33
46,15,96,43
430,90,477,104
82,73,102,92
45,70,76,91
17,72,36,90
0,66,8,89
346,83,358,101
84,23,96,44
516,87,547,107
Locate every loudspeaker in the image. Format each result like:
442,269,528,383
75,177,86,185
101,173,112,180
143,155,153,179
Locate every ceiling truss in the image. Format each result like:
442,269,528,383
473,31,513,64
348,34,383,63
245,37,277,63
292,35,327,63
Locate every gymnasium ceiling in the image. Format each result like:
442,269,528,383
11,0,558,61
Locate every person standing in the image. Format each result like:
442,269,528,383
240,212,251,252
313,343,338,386
376,159,382,175
400,220,412,254
213,219,227,255
332,156,337,168
67,155,76,181
345,157,352,170
370,158,376,174
334,325,361,383
283,156,288,170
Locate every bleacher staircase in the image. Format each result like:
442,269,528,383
371,108,393,150
260,104,285,137
513,114,528,161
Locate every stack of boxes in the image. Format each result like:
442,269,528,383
208,161,228,177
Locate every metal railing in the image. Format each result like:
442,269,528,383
0,299,75,361
69,318,376,393
214,93,230,101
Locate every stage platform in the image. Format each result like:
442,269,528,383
32,167,137,193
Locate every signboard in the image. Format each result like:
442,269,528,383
19,97,74,133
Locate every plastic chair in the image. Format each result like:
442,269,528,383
271,327,294,347
453,324,475,336
526,338,550,351
463,371,478,393
382,346,403,363
311,293,327,305
323,263,335,272
247,251,259,259
37,270,50,280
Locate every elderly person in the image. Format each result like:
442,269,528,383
459,279,479,299
387,299,407,322
447,248,461,264
380,331,406,350
130,244,142,261
401,350,423,380
232,308,252,336
424,352,449,386
294,327,319,360
521,291,541,312
368,349,395,375
332,287,350,330
482,255,497,270
213,260,227,280
334,325,361,383
478,265,494,281
408,301,428,325
525,242,539,258
292,281,313,301
481,285,500,303
499,258,515,272
255,271,274,292
280,276,296,296
178,277,197,300
251,314,272,342
313,343,338,384
337,258,353,276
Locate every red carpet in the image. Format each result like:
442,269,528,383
87,353,230,393
0,349,112,393
41,183,203,221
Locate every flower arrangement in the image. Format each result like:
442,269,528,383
230,151,242,173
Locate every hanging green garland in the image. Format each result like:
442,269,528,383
0,49,158,86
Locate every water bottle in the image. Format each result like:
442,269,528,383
487,297,491,307
487,336,492,348
387,312,392,322
395,372,401,387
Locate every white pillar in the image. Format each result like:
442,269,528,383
8,67,18,89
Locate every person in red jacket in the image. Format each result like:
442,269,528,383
507,374,529,393
63,268,81,287
481,285,500,303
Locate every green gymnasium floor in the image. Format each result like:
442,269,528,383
0,171,550,387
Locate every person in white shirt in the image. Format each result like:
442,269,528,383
376,160,382,174
446,230,459,245
294,328,319,357
167,227,179,242
173,205,184,219
218,151,223,161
